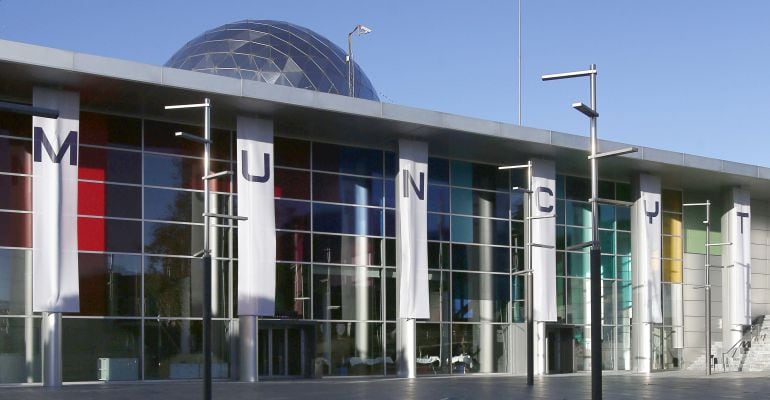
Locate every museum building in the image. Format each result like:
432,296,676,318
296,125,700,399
1,20,770,384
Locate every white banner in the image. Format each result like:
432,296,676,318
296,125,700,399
531,159,557,322
634,174,662,324
728,188,751,326
32,87,80,312
396,139,429,319
236,116,275,316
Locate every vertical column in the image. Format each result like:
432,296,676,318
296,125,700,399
236,116,276,382
31,87,81,387
530,159,557,375
630,174,662,373
478,195,495,373
722,188,751,348
396,140,429,378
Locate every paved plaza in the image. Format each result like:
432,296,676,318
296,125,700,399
1,372,769,400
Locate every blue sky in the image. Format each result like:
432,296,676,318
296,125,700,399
2,1,769,167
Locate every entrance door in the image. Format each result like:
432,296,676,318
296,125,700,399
257,326,308,377
546,326,574,374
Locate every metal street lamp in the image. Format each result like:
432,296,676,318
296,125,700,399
165,99,246,400
498,162,555,386
682,200,731,375
347,24,372,97
542,65,636,400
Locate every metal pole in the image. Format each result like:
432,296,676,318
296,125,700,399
705,201,712,375
202,97,212,400
588,64,602,400
517,0,522,125
526,166,534,386
348,33,354,97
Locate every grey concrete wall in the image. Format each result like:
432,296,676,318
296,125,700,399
682,252,722,365
750,199,770,318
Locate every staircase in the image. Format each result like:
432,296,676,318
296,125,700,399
686,315,770,373
717,315,770,372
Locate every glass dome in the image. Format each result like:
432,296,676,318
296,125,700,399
166,20,378,101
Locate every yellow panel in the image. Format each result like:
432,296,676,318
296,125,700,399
663,213,682,236
663,236,683,259
662,189,682,213
663,259,683,283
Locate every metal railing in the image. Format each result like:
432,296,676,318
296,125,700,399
721,315,767,371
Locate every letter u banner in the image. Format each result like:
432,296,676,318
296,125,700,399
32,87,80,312
236,116,276,316
396,139,429,319
531,159,557,321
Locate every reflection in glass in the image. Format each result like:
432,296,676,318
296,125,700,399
79,112,141,149
451,216,508,245
313,173,383,206
79,182,141,219
313,143,383,177
451,324,509,373
416,323,451,374
76,253,141,316
79,147,142,184
78,217,142,253
0,137,31,175
451,188,509,219
144,257,229,318
275,263,310,319
0,175,31,211
0,248,30,315
312,265,381,321
451,244,509,273
144,320,230,379
451,272,509,323
0,317,40,383
0,212,31,248
315,322,386,376
63,318,140,381
313,203,382,236
312,234,381,266
274,168,310,200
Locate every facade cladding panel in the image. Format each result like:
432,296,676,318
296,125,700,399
0,21,769,384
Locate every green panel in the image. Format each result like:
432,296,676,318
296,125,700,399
567,251,590,277
600,230,615,254
683,192,722,255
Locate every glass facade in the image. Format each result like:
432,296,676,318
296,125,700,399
165,20,379,101
0,110,709,382
553,175,633,371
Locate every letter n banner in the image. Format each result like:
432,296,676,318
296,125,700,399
32,87,80,312
396,139,429,319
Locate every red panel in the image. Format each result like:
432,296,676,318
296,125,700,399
78,181,106,217
0,212,31,247
78,147,107,181
78,217,106,251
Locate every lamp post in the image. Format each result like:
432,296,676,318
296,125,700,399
165,99,246,400
347,24,372,97
498,162,555,386
682,200,731,375
542,65,636,400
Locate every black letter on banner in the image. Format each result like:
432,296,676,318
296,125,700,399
402,170,425,200
33,127,78,166
241,150,270,183
536,186,554,213
644,200,660,224
737,211,749,234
